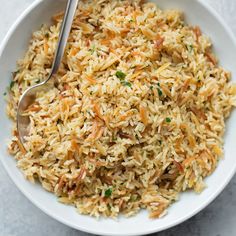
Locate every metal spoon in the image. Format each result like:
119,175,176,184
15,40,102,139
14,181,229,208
17,0,79,149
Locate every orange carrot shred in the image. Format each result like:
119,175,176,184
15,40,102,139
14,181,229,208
139,105,148,126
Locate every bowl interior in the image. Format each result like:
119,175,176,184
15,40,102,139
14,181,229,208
0,0,236,235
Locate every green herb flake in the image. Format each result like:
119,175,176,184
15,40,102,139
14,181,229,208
116,71,126,80
121,81,132,88
10,81,15,89
187,44,194,52
165,117,171,123
89,45,96,54
3,92,7,96
157,82,160,87
130,195,137,202
150,85,154,90
45,32,50,38
157,88,163,96
112,136,117,142
107,204,112,210
35,79,41,84
129,19,134,23
105,188,112,197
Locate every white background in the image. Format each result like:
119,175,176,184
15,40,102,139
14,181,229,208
0,1,236,236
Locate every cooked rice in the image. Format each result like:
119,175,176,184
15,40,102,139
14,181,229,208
7,0,236,218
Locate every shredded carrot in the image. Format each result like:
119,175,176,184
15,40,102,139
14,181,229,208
119,132,133,139
61,99,69,112
188,134,196,148
93,103,104,121
87,118,104,141
188,172,196,188
193,26,202,43
25,103,41,112
183,156,195,166
58,175,66,190
173,160,184,173
100,39,111,46
103,115,110,128
181,78,190,93
131,51,140,56
71,139,80,152
96,127,105,140
149,204,166,218
205,52,217,65
16,137,26,155
77,167,86,181
190,107,207,120
120,110,133,121
70,47,79,56
161,84,171,98
154,36,164,49
139,105,148,126
87,121,98,140
67,150,73,160
44,41,49,54
85,76,96,84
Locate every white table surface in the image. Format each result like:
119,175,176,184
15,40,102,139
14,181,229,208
0,1,236,236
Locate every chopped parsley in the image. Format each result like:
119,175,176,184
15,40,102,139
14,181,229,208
3,92,7,96
116,71,126,80
150,85,154,90
121,81,132,88
165,117,172,123
157,88,163,96
130,195,137,202
105,188,112,197
157,83,163,96
89,45,96,54
10,81,15,89
35,79,41,84
187,44,194,52
116,71,131,87
45,32,50,38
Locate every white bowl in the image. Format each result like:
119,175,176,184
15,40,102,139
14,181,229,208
1,0,236,235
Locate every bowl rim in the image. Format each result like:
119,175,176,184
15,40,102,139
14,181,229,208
1,0,236,235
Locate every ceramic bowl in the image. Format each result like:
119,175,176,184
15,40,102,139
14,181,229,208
0,0,236,235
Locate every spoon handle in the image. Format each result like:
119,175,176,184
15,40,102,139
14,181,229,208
49,0,79,77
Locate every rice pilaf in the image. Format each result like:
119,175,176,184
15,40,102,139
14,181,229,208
7,0,236,218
